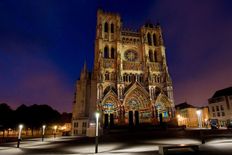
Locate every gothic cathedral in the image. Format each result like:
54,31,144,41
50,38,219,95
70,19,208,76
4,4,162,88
72,10,175,135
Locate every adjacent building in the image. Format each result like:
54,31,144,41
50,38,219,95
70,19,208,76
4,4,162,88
208,87,232,127
175,102,209,128
72,10,175,135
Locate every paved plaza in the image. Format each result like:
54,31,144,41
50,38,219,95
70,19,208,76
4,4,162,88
0,130,232,155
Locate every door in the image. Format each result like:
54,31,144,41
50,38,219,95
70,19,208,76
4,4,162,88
135,111,139,126
129,111,134,127
110,113,114,128
104,114,109,128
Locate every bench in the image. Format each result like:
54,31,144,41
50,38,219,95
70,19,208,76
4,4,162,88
158,144,199,155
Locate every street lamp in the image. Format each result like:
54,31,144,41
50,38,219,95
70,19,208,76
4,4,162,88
53,125,57,138
17,124,23,148
196,110,202,128
95,112,100,153
42,125,46,141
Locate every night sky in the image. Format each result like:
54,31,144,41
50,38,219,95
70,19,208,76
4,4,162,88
0,0,232,113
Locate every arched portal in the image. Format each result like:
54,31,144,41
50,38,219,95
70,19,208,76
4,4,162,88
101,92,119,128
124,84,151,125
155,93,173,122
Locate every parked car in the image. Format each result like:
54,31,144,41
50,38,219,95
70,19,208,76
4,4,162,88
210,119,219,129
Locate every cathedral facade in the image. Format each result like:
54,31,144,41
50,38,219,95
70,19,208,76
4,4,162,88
72,10,175,135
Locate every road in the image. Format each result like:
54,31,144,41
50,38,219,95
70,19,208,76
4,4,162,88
0,130,232,154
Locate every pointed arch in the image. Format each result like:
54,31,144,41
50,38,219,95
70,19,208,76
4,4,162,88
104,22,108,33
101,90,119,114
147,33,152,45
124,83,150,107
153,33,157,46
104,46,109,58
110,23,114,33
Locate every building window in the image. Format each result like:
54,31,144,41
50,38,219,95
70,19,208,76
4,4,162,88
216,106,219,111
104,22,108,33
212,106,215,112
222,112,225,116
123,74,127,82
147,33,152,45
153,33,157,46
217,112,220,117
104,46,109,58
220,105,224,111
82,122,87,128
154,50,157,62
74,122,78,128
213,113,216,117
111,23,114,33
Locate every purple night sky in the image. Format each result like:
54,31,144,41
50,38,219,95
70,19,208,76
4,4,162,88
0,0,231,112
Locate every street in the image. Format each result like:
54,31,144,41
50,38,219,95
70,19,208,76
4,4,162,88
1,129,232,155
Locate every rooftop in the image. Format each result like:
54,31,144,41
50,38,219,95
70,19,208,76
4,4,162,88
211,87,232,98
175,102,195,110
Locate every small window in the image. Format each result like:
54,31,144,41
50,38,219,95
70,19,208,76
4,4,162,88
212,106,215,112
217,112,220,117
213,113,216,117
154,51,157,62
222,112,225,116
74,122,78,128
104,22,108,33
104,46,109,58
216,106,219,111
111,23,114,33
82,122,87,127
220,105,224,111
147,33,152,45
123,74,127,82
153,33,157,46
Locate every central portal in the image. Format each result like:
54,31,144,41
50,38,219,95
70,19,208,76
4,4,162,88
127,99,140,127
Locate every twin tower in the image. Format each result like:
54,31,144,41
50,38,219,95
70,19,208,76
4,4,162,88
72,10,175,135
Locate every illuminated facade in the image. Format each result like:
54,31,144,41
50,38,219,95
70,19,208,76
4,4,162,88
72,10,175,135
175,102,209,128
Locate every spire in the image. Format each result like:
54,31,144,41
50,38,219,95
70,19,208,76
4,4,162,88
83,61,87,73
80,61,88,79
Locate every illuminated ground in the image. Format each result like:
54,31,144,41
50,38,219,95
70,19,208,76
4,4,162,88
0,130,232,154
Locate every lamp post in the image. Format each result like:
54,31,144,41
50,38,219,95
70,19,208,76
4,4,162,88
17,124,23,148
196,110,202,128
42,125,46,141
53,125,57,138
95,112,100,153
